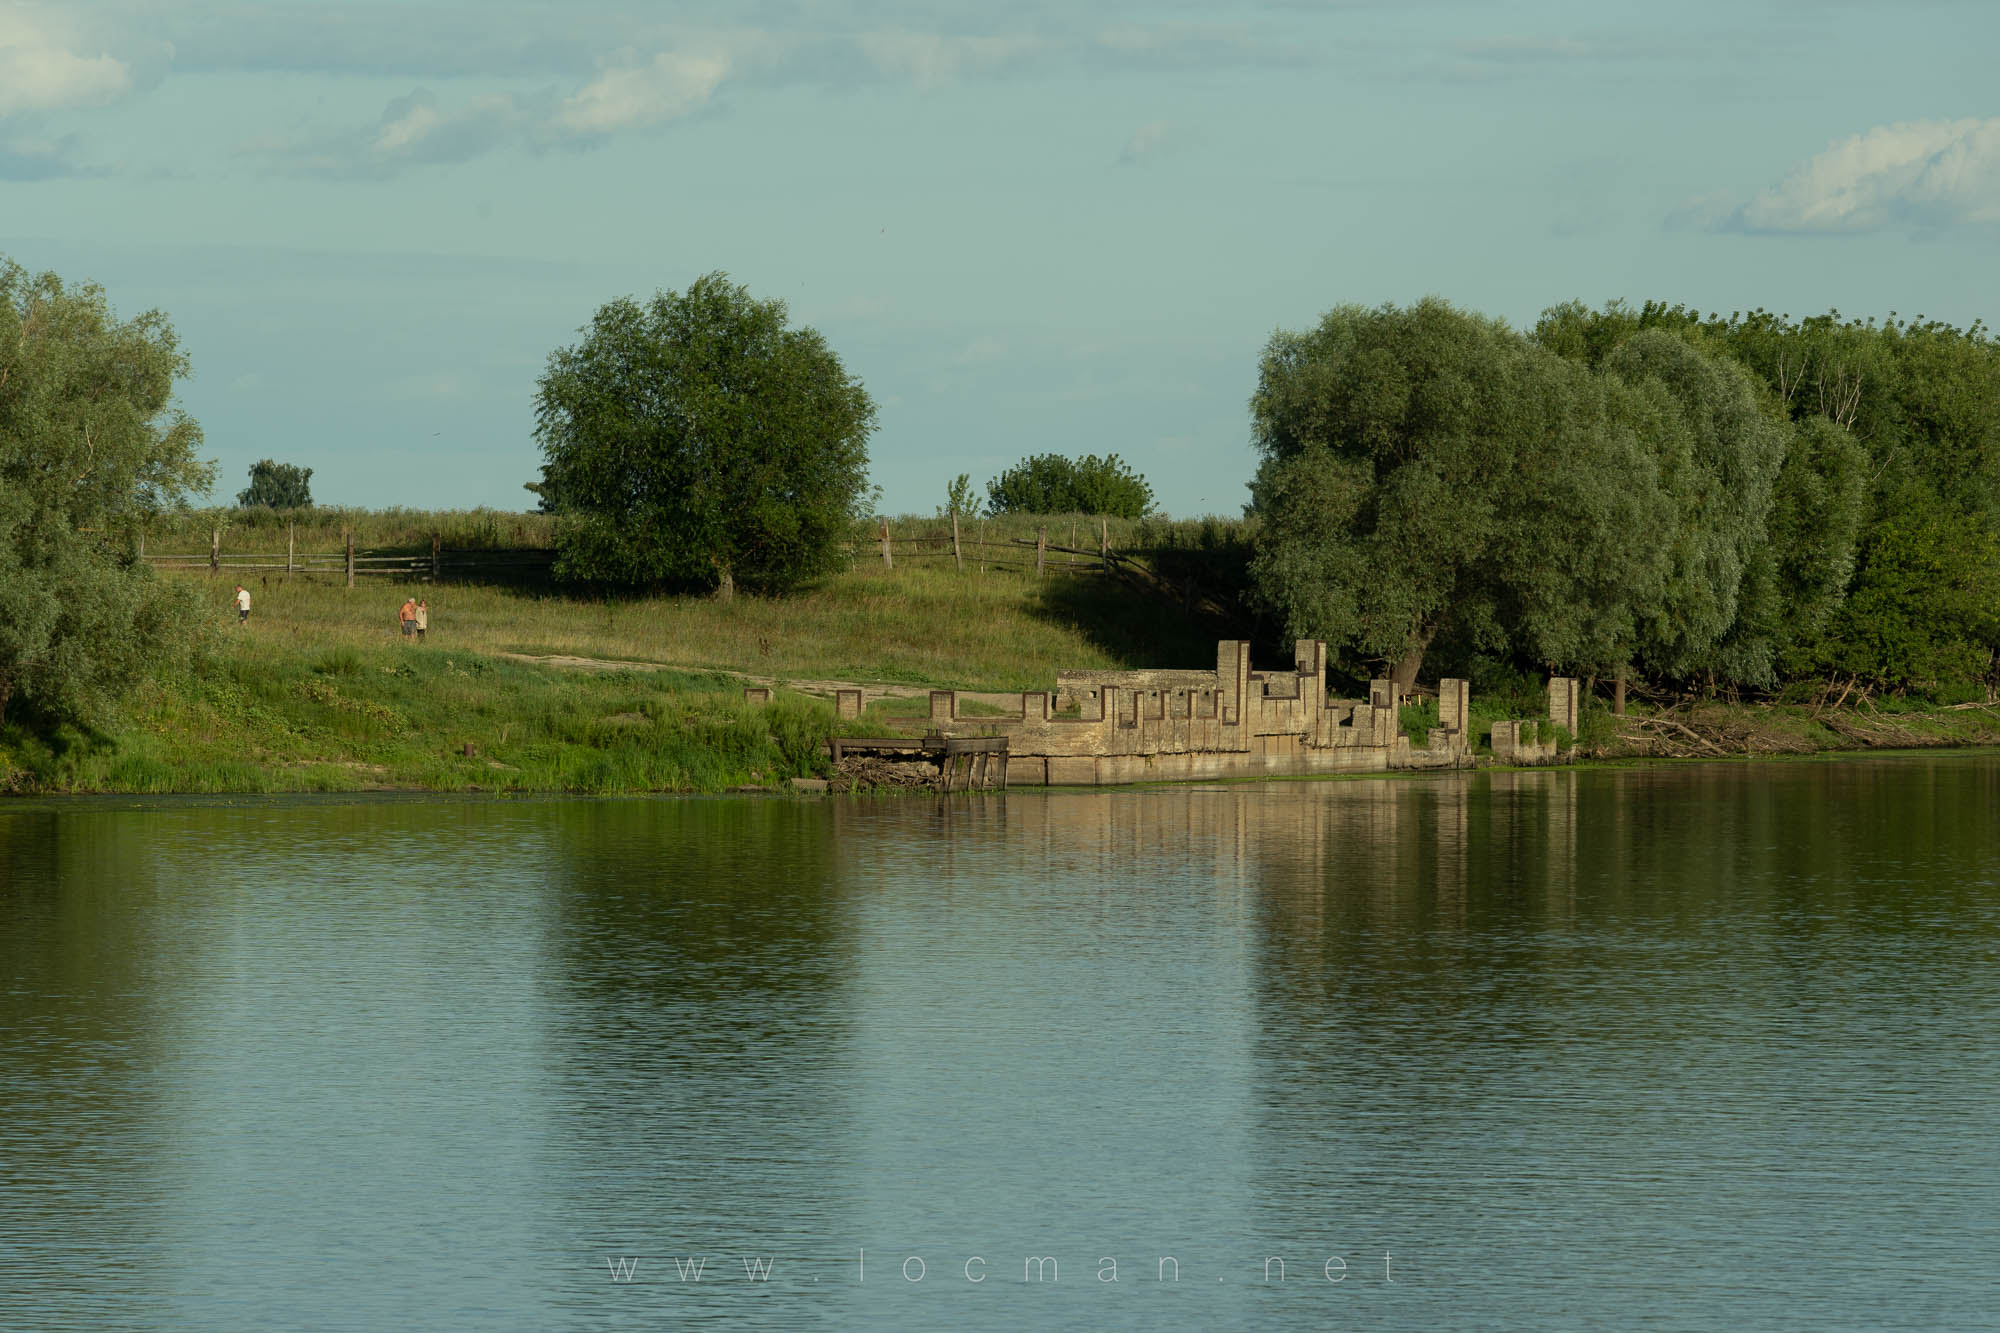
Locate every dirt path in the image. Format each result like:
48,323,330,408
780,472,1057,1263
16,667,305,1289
495,652,1023,708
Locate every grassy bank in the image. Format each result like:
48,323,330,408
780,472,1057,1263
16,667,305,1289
6,535,1995,794
0,557,1226,795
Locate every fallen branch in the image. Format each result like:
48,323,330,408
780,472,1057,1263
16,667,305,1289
1618,715,1727,754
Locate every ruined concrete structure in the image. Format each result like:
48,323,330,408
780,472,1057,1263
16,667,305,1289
784,642,1588,786
890,640,1473,786
1488,676,1580,765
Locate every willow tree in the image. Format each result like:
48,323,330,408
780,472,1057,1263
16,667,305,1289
0,259,211,729
1596,331,1787,684
1249,298,1672,691
532,273,876,596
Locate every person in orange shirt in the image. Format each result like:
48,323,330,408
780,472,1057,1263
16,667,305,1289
399,596,418,640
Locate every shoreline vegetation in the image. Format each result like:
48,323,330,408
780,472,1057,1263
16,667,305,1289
4,513,1997,797
10,263,1999,796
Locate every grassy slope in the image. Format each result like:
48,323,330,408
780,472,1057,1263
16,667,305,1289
0,560,1225,795
6,539,1996,794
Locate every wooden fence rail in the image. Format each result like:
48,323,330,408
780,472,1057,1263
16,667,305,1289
142,544,556,585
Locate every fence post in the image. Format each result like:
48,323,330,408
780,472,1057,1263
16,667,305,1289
209,528,219,575
880,519,893,569
1036,526,1046,577
345,529,355,588
431,533,441,582
1099,517,1108,569
978,522,985,576
952,510,963,573
286,524,294,575
136,528,145,563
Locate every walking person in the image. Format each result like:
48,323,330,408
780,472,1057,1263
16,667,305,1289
234,584,251,624
399,596,417,640
415,599,429,643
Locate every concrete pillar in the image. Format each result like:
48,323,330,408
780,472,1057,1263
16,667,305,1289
1295,639,1328,706
835,689,862,720
1548,677,1580,733
743,687,771,706
1438,678,1468,730
929,690,955,723
1216,640,1250,726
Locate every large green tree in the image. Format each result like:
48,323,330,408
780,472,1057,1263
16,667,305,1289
1536,298,1995,690
532,273,876,596
1597,330,1787,685
1248,299,1674,691
0,259,211,728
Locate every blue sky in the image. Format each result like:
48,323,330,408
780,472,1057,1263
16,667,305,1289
4,0,1997,516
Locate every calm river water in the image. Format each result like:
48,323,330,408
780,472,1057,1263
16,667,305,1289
3,755,1998,1331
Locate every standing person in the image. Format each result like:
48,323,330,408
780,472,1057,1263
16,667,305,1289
399,596,417,640
415,598,429,643
234,584,251,625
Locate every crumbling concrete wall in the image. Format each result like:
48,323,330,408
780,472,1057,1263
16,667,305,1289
919,640,1474,785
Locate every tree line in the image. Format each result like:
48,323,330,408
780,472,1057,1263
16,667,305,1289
1250,298,1999,697
7,249,1997,739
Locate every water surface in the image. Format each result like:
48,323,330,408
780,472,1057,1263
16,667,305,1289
3,756,1997,1330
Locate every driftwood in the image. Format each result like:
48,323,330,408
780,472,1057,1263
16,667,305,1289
1617,714,1728,756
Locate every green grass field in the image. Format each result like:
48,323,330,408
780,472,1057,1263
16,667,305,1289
0,555,1233,795
8,511,1995,794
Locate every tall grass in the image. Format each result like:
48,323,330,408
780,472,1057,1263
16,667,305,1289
152,555,1218,690
0,636,843,796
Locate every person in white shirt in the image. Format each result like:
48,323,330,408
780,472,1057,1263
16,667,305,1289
234,585,251,624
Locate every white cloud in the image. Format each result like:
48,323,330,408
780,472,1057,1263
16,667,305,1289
951,335,1007,365
0,4,132,115
554,49,729,135
1723,117,2000,233
1450,35,1592,62
857,31,1043,90
250,46,732,174
249,87,528,176
1116,119,1188,167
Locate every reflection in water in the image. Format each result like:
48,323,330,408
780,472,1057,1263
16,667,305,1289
535,800,860,1326
1244,761,2000,1326
2,760,1997,1332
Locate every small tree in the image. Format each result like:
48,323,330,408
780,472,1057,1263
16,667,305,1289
941,473,975,519
532,273,875,595
0,258,211,728
986,452,1152,517
237,458,313,508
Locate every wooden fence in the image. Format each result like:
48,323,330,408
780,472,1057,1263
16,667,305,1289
135,520,1235,615
841,517,1126,577
138,528,553,585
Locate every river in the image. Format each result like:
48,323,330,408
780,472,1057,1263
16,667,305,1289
3,754,1997,1330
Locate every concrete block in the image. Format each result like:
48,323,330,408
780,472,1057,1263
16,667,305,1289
1548,677,1580,733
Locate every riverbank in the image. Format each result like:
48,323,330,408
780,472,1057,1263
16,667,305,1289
4,565,1997,796
0,559,1213,796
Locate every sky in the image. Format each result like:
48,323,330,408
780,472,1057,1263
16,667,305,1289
4,0,1997,517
